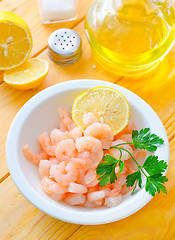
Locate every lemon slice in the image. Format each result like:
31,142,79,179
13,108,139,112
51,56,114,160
3,58,49,90
72,87,129,134
0,11,32,70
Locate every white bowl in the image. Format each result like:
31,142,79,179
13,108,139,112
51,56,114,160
6,80,169,225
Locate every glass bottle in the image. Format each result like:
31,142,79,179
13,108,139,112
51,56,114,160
85,0,175,76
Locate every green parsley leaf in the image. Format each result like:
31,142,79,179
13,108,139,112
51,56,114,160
96,154,118,187
126,171,142,188
118,161,125,178
132,128,164,152
143,155,168,176
145,175,168,196
98,175,110,188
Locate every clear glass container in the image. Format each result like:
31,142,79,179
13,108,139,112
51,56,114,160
85,0,175,76
38,0,78,24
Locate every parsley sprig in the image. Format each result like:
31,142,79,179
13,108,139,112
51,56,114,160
96,128,168,196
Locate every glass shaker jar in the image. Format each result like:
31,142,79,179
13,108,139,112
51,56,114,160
85,0,175,76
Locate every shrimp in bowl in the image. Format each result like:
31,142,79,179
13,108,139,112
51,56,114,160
23,108,143,208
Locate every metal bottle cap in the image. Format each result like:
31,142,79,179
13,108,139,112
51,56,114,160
48,28,82,65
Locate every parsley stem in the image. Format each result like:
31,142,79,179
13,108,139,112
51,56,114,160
114,146,139,167
131,181,138,195
110,142,134,149
115,146,149,178
118,148,122,161
138,166,148,178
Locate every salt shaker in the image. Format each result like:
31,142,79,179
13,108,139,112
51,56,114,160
48,28,82,65
38,0,78,24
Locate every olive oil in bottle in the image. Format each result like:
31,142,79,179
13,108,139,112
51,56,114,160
85,0,175,75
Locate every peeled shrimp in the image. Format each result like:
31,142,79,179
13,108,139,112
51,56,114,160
66,127,82,140
75,151,90,160
94,199,104,206
49,157,61,165
58,108,75,131
85,177,99,187
50,161,78,186
84,200,96,208
41,176,67,195
68,183,87,194
71,157,87,168
23,145,48,166
125,160,137,173
76,169,87,185
84,123,113,149
55,139,76,162
115,163,127,176
87,186,99,193
39,160,51,177
108,186,121,198
85,169,96,185
125,120,136,133
83,113,99,126
103,187,111,197
115,174,127,187
38,132,56,156
50,193,65,201
120,134,133,143
109,140,133,161
133,149,147,164
87,190,105,202
120,185,134,195
104,194,123,207
76,136,103,168
50,129,67,144
57,120,67,132
114,120,136,140
64,193,86,206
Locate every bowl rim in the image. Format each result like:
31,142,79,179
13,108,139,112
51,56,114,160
6,79,169,225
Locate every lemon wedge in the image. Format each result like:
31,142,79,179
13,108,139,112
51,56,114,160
72,87,130,134
0,11,32,70
3,58,49,90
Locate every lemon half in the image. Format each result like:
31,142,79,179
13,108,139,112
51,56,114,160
72,87,130,135
3,58,49,90
0,11,32,70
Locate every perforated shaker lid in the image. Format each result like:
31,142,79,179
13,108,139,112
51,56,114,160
48,28,82,65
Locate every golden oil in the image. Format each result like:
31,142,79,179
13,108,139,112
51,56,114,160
85,0,175,76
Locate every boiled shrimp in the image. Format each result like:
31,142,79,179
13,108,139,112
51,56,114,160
75,151,90,160
50,161,78,186
23,145,48,166
66,127,82,141
83,113,99,126
114,120,136,140
120,134,133,143
104,194,123,207
84,123,113,149
76,169,86,185
68,182,87,194
38,132,56,156
50,129,67,144
39,160,51,177
87,190,105,202
76,136,103,168
85,169,96,185
41,176,68,195
55,139,76,162
58,108,76,131
109,139,133,161
64,193,86,206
